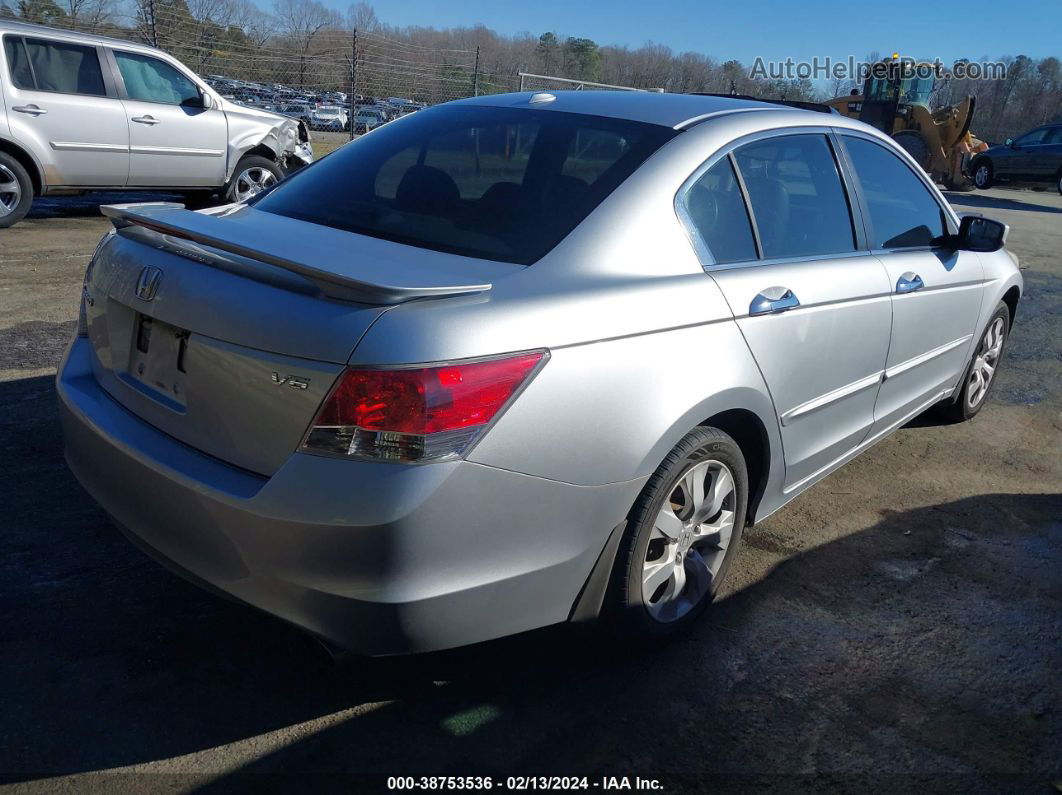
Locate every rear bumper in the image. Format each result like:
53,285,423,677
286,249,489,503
58,338,642,655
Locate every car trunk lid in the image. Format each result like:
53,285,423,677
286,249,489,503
83,203,512,476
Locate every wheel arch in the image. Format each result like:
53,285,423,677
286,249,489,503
1001,283,1021,328
697,407,771,527
226,138,279,181
0,137,44,196
242,143,278,162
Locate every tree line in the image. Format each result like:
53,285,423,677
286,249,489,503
1,0,1059,141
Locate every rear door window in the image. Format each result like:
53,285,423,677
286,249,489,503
4,36,106,96
842,136,948,249
733,134,856,259
4,37,33,89
681,157,758,265
254,105,677,264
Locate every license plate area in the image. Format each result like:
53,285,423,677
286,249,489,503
127,313,189,409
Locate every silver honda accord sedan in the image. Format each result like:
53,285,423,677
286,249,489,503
58,91,1022,655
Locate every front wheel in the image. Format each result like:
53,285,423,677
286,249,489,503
940,302,1010,422
612,426,748,641
223,155,283,203
0,153,34,229
973,160,993,189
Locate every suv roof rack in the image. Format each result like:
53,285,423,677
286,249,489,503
691,93,838,115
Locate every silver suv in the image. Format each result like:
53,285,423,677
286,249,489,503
59,92,1022,655
0,20,312,227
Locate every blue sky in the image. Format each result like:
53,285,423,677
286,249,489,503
346,0,1060,64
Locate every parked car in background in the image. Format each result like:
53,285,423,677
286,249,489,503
279,103,314,124
352,107,387,133
58,92,1021,656
970,123,1062,194
308,105,348,131
0,20,313,227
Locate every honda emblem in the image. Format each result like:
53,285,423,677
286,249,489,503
135,266,163,301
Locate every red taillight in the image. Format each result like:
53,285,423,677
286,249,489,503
302,351,545,462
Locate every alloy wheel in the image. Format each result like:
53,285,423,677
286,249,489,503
967,316,1005,409
232,166,277,202
642,459,736,623
0,164,22,218
974,165,990,188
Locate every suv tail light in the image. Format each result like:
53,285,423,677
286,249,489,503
301,351,546,463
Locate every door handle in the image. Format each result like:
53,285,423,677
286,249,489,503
896,273,925,294
131,115,160,125
749,287,800,316
12,104,46,115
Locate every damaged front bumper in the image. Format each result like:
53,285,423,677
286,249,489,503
284,141,314,174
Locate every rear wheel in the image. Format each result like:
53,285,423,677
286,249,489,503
973,160,994,189
612,426,748,641
0,153,33,229
223,155,282,203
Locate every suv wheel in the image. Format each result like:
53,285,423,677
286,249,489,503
0,154,34,229
224,155,283,203
612,426,748,640
973,160,993,189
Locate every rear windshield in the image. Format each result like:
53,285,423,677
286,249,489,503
254,105,678,264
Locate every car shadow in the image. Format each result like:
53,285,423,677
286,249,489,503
1,374,1058,789
943,191,1062,214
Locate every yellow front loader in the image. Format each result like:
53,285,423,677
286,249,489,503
826,59,987,190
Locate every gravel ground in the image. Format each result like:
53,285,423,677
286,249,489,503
0,188,1059,793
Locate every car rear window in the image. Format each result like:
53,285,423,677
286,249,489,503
254,105,677,264
4,36,106,96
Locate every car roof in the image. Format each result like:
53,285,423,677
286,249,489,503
453,91,833,130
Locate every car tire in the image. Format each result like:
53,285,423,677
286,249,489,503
973,159,994,190
0,153,34,229
894,131,930,169
1056,169,1062,197
223,155,283,203
939,302,1010,422
611,425,748,642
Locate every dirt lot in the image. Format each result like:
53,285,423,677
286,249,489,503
0,187,1059,793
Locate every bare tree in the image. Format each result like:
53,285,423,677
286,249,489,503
61,0,113,30
273,0,340,87
346,0,376,32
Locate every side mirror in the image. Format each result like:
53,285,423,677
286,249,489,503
955,215,1008,252
200,92,213,109
1006,137,1014,147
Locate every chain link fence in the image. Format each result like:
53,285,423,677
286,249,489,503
29,3,490,141
9,4,651,145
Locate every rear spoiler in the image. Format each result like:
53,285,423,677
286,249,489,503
100,203,493,305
